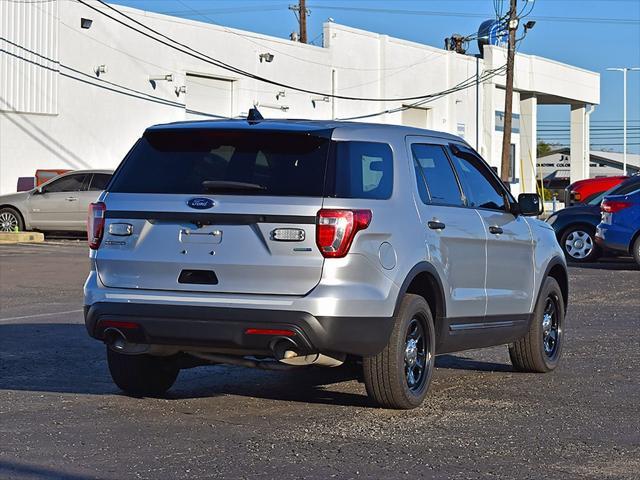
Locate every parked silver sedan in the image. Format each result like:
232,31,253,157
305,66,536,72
0,170,113,232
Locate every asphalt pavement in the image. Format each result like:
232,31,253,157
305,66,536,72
0,241,639,480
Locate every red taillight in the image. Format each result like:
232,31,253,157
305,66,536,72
316,209,372,258
87,202,106,249
601,200,632,213
245,328,296,337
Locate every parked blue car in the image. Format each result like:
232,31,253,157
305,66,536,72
546,175,640,262
596,186,640,266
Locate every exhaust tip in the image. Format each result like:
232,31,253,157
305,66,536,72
270,337,300,360
103,328,127,351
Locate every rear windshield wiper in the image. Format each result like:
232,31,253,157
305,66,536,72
202,181,266,192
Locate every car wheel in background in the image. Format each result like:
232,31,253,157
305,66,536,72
0,207,24,232
363,294,435,409
633,236,640,267
509,277,565,373
560,225,600,263
107,347,180,396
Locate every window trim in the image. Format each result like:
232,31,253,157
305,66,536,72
448,143,515,213
410,143,466,208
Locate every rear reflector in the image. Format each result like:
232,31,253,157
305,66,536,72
601,200,632,213
99,320,140,330
316,209,372,258
245,328,296,337
87,202,106,250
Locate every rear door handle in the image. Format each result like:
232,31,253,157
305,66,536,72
65,197,78,202
427,221,446,230
489,225,503,235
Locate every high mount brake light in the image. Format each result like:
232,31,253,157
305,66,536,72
316,209,372,258
601,200,632,213
88,202,106,249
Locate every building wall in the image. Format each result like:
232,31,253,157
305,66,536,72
0,0,599,194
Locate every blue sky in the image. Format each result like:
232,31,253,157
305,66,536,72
113,0,640,153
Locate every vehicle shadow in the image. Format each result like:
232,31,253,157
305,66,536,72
568,257,638,271
0,460,99,480
0,323,512,406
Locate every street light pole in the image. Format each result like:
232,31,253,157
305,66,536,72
606,67,640,176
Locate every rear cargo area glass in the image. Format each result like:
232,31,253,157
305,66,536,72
109,130,331,196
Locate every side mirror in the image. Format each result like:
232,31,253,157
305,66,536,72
517,193,543,216
33,186,44,194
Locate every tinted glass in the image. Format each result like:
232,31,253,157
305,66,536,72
44,174,88,193
616,178,640,195
332,142,393,199
89,173,112,191
449,148,506,210
109,130,331,196
411,144,463,206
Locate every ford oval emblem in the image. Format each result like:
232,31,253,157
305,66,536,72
187,197,215,209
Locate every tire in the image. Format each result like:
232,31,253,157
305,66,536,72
363,294,435,409
509,277,565,373
107,347,179,396
560,225,600,263
0,207,24,232
633,236,640,267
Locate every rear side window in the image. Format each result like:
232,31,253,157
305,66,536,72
411,144,463,206
331,142,393,199
89,174,112,191
109,130,331,196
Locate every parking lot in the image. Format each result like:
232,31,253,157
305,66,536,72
0,241,639,480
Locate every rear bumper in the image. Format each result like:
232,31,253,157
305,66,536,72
84,302,394,357
595,224,630,253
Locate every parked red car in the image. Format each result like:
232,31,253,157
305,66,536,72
565,176,628,206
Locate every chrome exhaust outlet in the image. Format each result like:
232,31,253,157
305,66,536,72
271,338,345,367
103,328,149,354
103,328,127,351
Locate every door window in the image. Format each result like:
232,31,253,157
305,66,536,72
411,144,464,206
43,174,89,193
449,147,507,211
88,174,112,191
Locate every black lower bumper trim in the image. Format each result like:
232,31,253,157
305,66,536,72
84,302,394,357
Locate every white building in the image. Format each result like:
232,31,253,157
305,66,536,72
0,0,600,195
538,148,640,181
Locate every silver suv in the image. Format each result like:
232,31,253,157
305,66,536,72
84,115,568,409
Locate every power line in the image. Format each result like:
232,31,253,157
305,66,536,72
76,0,491,103
308,4,640,25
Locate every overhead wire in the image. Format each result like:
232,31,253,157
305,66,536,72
75,0,487,102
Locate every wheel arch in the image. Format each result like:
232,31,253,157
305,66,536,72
628,228,640,254
395,262,447,344
541,257,569,314
557,220,598,240
0,204,27,229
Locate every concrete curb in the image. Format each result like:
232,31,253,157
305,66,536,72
0,232,45,244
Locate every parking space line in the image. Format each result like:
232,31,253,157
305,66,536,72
0,309,83,323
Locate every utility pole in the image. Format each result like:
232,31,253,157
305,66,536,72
289,1,308,43
299,0,307,43
606,67,640,176
500,0,518,182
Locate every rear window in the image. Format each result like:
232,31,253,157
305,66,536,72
109,130,331,196
109,129,393,199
